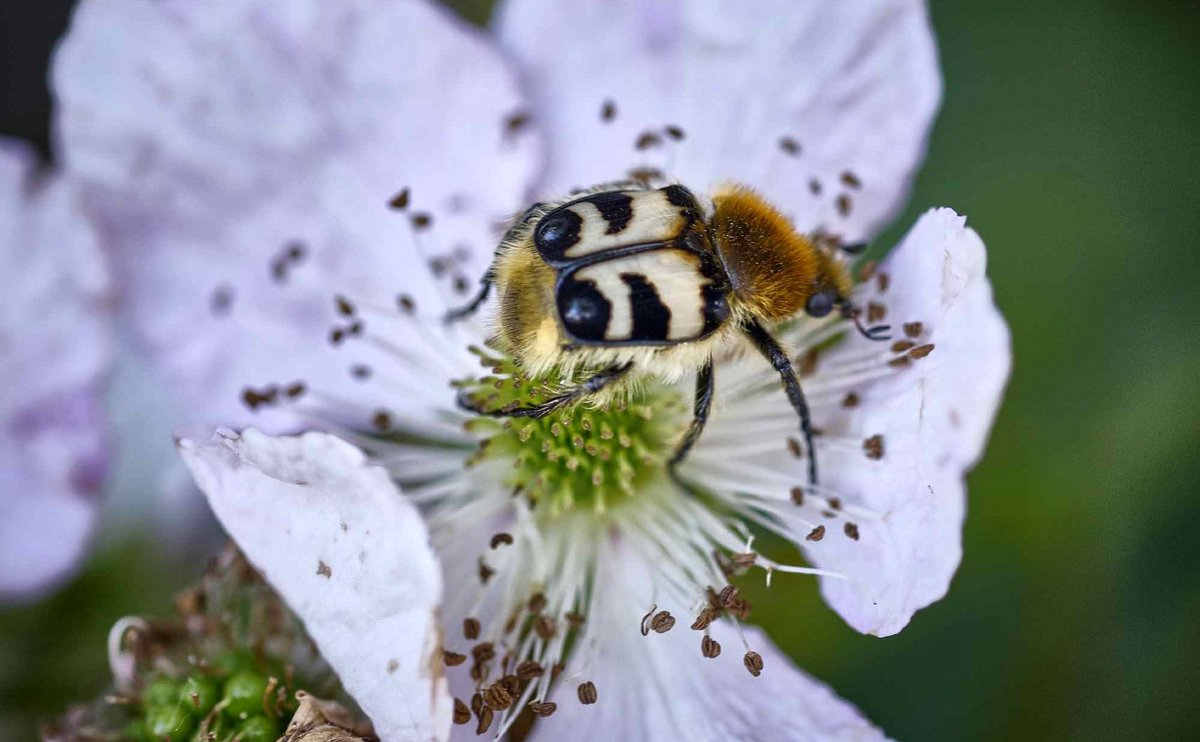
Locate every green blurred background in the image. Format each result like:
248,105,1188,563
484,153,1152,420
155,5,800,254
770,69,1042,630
2,0,1198,738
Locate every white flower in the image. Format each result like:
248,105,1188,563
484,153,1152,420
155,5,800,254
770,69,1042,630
57,0,1010,739
0,139,112,600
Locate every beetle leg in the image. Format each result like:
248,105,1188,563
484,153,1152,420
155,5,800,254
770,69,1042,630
743,318,818,486
667,359,714,484
457,363,634,418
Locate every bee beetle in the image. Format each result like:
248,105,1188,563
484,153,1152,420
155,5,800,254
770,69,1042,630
446,182,888,485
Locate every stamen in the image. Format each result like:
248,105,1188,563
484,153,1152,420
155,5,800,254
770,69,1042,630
862,435,885,460
743,650,764,677
701,635,721,658
576,681,598,705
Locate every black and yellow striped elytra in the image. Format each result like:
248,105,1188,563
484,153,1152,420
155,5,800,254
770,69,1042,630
537,185,731,346
446,181,887,486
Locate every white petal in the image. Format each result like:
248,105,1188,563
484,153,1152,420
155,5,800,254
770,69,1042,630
808,209,1010,635
178,428,452,742
530,541,887,741
54,0,541,430
496,0,940,241
0,139,112,600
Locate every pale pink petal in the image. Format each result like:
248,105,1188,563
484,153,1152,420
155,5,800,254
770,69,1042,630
54,0,541,430
178,428,451,742
497,0,940,241
689,208,1007,636
0,139,112,600
529,540,887,741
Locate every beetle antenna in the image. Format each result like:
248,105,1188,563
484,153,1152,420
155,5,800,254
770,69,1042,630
840,301,890,341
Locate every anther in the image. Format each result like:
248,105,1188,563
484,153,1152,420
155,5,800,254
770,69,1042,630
840,171,863,189
490,532,514,549
664,124,685,141
566,611,586,628
634,131,662,150
478,557,495,584
475,706,494,735
690,608,715,632
471,642,496,666
505,110,531,136
529,701,557,717
388,188,411,210
701,635,721,658
903,321,924,338
827,497,842,511
867,302,887,323
284,381,306,399
731,552,757,569
806,525,826,542
334,295,355,316
786,437,803,458
443,651,466,667
471,693,483,716
464,617,481,640
371,410,392,431
410,212,433,230
863,434,884,460
650,610,676,633
908,343,935,359
577,681,598,705
798,348,819,376
844,522,861,541
842,392,860,408
396,294,416,314
453,698,471,725
528,592,547,614
717,585,739,608
877,273,891,293
837,194,852,217
790,487,805,506
535,616,557,640
516,661,545,679
779,136,801,156
743,651,764,677
482,683,514,711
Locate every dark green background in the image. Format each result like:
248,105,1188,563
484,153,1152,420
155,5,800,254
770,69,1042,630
3,0,1198,738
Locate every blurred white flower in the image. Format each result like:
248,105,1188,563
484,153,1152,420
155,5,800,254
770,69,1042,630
56,0,1011,739
0,139,112,601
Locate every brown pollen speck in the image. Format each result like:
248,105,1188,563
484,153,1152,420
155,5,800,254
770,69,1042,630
744,651,764,677
863,434,885,460
844,522,861,541
577,681,598,705
316,561,331,578
806,525,826,542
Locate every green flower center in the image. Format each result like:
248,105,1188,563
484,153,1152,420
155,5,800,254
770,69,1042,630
458,346,687,519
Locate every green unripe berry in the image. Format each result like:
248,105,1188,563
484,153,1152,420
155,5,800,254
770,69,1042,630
145,705,195,739
143,675,179,707
222,671,269,718
179,675,220,717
